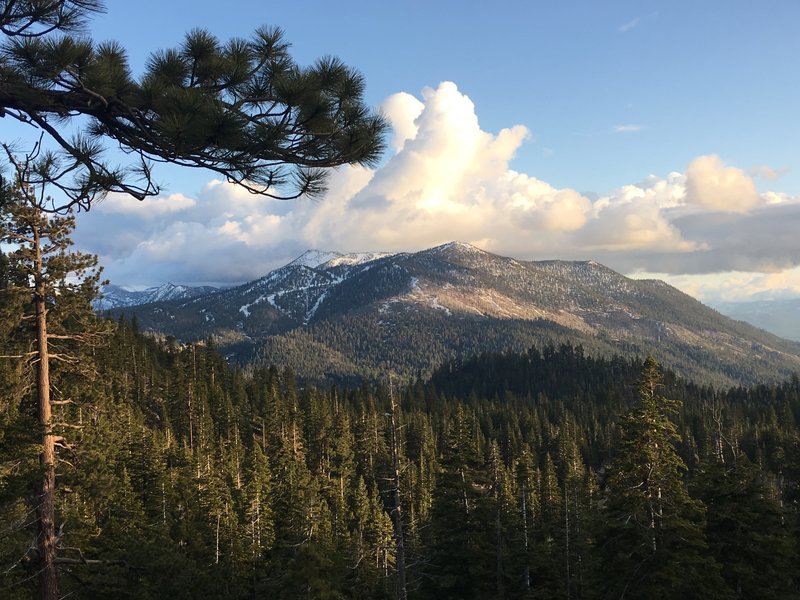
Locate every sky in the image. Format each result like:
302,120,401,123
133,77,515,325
6,1,800,302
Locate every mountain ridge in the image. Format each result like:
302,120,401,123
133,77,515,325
110,242,800,386
94,282,220,310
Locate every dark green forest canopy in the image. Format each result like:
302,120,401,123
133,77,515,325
1,322,798,598
0,0,387,210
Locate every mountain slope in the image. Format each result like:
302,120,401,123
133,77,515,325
113,242,800,386
94,283,219,310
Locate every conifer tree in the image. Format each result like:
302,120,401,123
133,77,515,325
515,449,540,595
0,149,107,599
0,1,387,211
420,407,489,600
693,454,796,599
243,442,275,561
595,357,731,600
534,451,566,598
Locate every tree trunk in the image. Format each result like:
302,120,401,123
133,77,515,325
34,225,58,600
496,502,505,600
564,477,571,600
388,386,408,600
521,485,530,590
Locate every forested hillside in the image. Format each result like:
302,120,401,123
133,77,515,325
2,321,798,599
116,243,800,388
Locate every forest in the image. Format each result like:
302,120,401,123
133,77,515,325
1,315,799,598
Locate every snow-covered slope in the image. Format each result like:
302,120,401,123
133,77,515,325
94,283,219,310
288,250,394,269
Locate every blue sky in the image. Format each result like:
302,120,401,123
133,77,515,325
8,1,800,301
88,1,799,196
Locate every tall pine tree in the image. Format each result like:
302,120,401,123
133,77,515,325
595,357,731,600
0,149,107,599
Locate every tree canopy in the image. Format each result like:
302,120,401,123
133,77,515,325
0,0,387,210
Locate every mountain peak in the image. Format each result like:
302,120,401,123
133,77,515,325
320,251,395,269
94,281,219,311
288,250,343,269
288,250,394,270
429,241,487,254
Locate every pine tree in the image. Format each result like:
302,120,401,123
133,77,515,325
243,442,275,561
693,454,796,599
533,451,566,598
0,150,108,599
420,407,490,600
515,449,540,596
0,1,387,210
595,357,731,600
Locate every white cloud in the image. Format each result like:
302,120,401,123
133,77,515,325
618,17,641,32
634,267,800,303
380,91,424,153
685,154,760,213
72,82,800,302
613,124,644,133
95,192,196,217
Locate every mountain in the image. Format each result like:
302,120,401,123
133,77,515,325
287,249,394,269
94,282,220,310
112,242,800,386
712,298,800,342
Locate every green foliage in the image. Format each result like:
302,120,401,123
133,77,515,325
0,1,387,210
595,357,730,599
693,455,797,599
3,313,800,598
0,154,111,599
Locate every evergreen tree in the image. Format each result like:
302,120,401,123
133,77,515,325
595,357,731,600
533,451,566,598
0,1,387,210
420,407,490,600
693,454,796,599
515,449,540,596
0,151,107,599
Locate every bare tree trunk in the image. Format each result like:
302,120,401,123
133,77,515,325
564,477,571,600
215,513,221,564
388,384,408,600
496,501,505,600
34,226,58,600
521,485,530,590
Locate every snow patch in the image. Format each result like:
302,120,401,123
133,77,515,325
288,250,344,269
304,291,329,323
320,252,394,269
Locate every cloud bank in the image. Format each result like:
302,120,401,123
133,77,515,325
74,82,800,302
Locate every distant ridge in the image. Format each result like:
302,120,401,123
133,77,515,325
94,282,219,310
712,298,800,342
110,242,800,386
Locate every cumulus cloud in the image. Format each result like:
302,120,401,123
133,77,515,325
72,81,800,302
380,92,424,153
685,154,760,213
